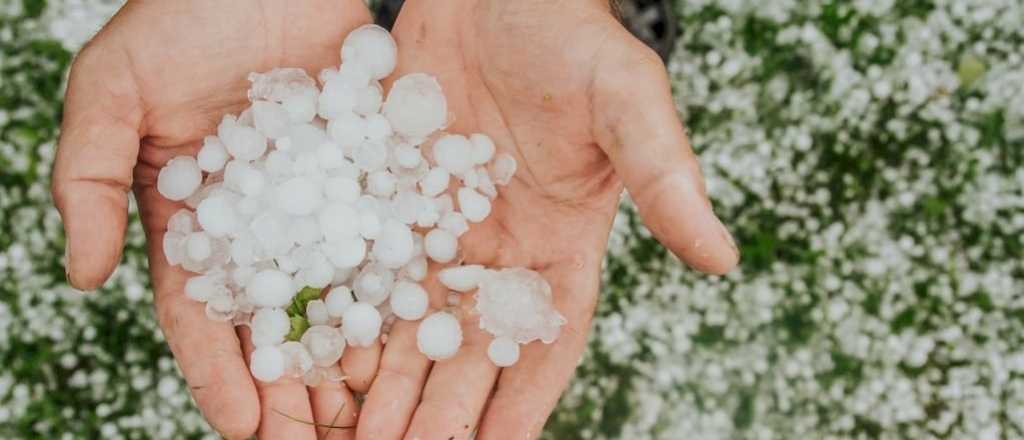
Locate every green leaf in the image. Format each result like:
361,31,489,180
286,316,310,342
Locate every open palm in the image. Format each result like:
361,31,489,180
52,1,371,438
355,1,739,439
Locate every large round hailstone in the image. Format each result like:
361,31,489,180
389,281,429,321
341,24,397,80
250,345,286,382
383,73,447,140
342,302,382,347
196,195,239,238
372,219,415,269
323,235,366,268
157,156,202,201
474,268,566,344
417,312,463,361
250,307,291,347
324,286,354,318
437,264,489,292
487,336,520,367
424,229,457,263
246,269,295,308
301,325,346,367
276,177,322,216
432,135,475,175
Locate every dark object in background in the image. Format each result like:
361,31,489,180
372,0,677,60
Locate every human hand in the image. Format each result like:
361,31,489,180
355,1,739,439
51,1,371,438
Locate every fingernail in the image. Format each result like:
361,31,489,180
717,221,739,257
63,243,74,286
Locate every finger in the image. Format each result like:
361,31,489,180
137,188,260,439
592,33,739,275
477,263,601,440
238,326,318,440
340,338,381,394
308,378,360,439
404,312,499,440
52,41,143,290
355,320,430,440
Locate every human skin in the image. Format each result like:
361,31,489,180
52,0,737,439
353,1,739,439
51,1,372,438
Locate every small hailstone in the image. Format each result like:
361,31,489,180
185,232,213,262
342,302,382,347
281,88,319,123
157,156,203,201
279,341,314,378
457,187,491,222
491,153,517,185
364,114,393,143
301,325,346,367
221,123,268,161
419,167,450,197
383,73,447,139
319,76,359,120
184,274,225,302
197,136,230,172
326,112,366,147
469,133,496,165
276,177,322,216
352,142,389,171
250,345,286,382
433,135,475,175
323,235,366,268
306,299,330,326
252,100,291,139
246,269,295,308
415,201,440,228
477,168,497,199
196,195,238,238
424,229,458,263
324,286,354,318
475,268,566,344
319,202,360,242
401,255,428,282
353,264,395,306
372,219,414,269
487,337,520,367
390,281,429,321
297,252,333,288
224,161,266,196
354,83,383,116
250,307,290,347
438,265,489,292
394,145,422,168
341,24,397,80
416,312,463,361
367,170,397,197
167,209,196,234
438,212,469,237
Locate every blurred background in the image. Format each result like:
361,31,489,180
1,0,1023,438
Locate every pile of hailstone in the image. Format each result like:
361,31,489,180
156,25,565,384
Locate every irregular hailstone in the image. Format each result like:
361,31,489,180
383,73,447,139
417,311,463,361
491,153,518,185
301,325,346,367
475,268,566,344
341,24,397,80
389,281,429,321
457,187,491,223
250,345,286,382
437,265,490,292
157,156,202,201
279,341,314,378
342,302,382,347
487,336,520,367
247,68,318,123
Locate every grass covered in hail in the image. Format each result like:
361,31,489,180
0,0,1022,439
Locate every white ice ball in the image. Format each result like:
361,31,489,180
197,136,230,172
432,134,475,175
276,177,323,216
319,201,360,242
457,187,492,222
185,232,213,261
341,24,397,80
383,73,447,139
250,307,291,347
326,112,366,147
318,77,359,120
390,281,429,321
246,269,295,308
424,229,457,263
438,265,489,292
342,302,382,347
372,219,415,269
323,235,366,268
469,133,496,165
324,286,354,318
419,167,450,197
222,124,267,161
157,156,202,201
416,311,463,361
250,345,286,382
487,337,520,367
323,176,361,203
196,194,238,238
184,274,224,302
252,100,291,139
301,325,346,367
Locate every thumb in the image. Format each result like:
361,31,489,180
52,41,142,290
592,33,739,274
